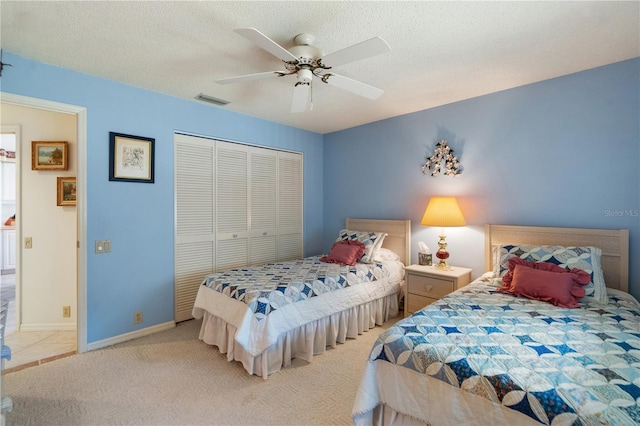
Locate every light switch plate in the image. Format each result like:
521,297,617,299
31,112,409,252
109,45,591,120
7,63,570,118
95,240,111,253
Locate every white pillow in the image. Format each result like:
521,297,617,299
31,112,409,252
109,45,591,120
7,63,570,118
373,247,401,263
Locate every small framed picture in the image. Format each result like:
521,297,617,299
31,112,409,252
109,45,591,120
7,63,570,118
32,141,69,170
57,177,77,206
109,132,155,183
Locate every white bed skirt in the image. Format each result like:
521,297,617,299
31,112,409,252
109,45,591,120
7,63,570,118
199,292,399,379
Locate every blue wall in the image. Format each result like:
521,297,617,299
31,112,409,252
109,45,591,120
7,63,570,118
324,58,640,298
2,52,324,343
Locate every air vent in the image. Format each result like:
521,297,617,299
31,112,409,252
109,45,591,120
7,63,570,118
194,93,230,106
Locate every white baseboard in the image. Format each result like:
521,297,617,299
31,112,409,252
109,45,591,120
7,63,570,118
86,321,175,351
20,323,77,331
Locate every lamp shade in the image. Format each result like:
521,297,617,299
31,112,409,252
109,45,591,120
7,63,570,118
421,197,466,227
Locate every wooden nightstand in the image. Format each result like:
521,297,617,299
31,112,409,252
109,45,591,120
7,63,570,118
404,265,472,316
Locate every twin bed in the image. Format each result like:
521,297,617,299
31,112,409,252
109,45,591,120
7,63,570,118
191,220,636,425
192,218,411,379
353,224,634,425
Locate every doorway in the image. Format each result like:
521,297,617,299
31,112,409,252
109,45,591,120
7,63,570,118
0,126,76,371
0,93,88,365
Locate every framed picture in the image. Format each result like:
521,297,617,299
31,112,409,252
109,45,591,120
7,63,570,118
32,141,69,170
109,132,155,183
57,177,77,206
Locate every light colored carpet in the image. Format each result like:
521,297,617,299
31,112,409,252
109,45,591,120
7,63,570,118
3,317,395,425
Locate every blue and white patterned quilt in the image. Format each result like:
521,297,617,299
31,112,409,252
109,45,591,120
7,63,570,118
353,277,640,425
201,256,383,320
193,256,403,356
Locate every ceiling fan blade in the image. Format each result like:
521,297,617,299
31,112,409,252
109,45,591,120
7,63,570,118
291,83,311,113
321,37,391,68
215,71,284,85
321,73,384,100
234,28,299,62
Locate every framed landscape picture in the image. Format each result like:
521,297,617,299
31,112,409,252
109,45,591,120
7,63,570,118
32,141,69,170
109,132,155,183
57,176,76,206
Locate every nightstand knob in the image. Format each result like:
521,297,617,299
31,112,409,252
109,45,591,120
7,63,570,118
425,285,433,292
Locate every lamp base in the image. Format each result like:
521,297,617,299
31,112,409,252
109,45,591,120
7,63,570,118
434,250,451,270
434,231,452,270
433,261,451,270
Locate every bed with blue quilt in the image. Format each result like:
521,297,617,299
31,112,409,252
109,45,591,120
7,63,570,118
353,224,632,425
192,218,411,379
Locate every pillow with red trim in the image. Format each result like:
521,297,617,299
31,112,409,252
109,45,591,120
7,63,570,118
498,258,591,308
320,240,366,266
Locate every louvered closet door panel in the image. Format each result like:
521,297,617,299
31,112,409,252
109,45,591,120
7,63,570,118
174,134,216,322
277,152,303,260
176,140,215,236
250,149,277,232
217,238,249,271
217,142,248,237
278,233,302,261
249,149,277,265
251,235,277,265
175,242,214,322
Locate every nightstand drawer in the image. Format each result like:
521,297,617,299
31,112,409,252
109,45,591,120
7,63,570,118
407,294,437,313
407,274,453,299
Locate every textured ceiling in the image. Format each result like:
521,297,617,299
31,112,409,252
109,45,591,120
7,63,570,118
1,1,638,134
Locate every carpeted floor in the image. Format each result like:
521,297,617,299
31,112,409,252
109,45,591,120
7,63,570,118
3,317,395,425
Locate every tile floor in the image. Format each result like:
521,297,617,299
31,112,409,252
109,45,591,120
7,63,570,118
3,330,76,373
2,274,77,373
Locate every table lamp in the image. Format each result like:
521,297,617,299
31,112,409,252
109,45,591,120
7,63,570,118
420,196,466,270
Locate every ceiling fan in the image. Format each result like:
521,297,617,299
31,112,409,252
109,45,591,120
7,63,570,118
215,28,391,113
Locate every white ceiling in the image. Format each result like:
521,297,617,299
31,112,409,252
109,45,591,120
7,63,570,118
1,1,638,134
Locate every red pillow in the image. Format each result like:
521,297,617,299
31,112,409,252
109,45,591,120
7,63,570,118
499,257,590,292
320,241,366,266
509,264,587,308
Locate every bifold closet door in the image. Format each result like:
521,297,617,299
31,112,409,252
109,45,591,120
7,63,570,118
249,149,278,265
215,141,250,270
174,134,215,322
174,134,303,321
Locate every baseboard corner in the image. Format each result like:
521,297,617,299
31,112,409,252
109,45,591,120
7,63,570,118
86,321,176,351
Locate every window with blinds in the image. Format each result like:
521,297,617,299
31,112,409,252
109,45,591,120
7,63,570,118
173,133,303,322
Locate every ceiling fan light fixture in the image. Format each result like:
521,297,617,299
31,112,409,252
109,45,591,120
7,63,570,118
297,68,313,84
194,93,230,106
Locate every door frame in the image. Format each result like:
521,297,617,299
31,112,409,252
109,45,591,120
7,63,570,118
1,92,87,353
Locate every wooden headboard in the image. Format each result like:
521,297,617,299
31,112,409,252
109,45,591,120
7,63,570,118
346,218,411,265
485,224,629,292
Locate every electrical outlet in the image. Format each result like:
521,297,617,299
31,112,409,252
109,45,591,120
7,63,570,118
25,237,32,249
63,305,71,318
134,311,143,324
